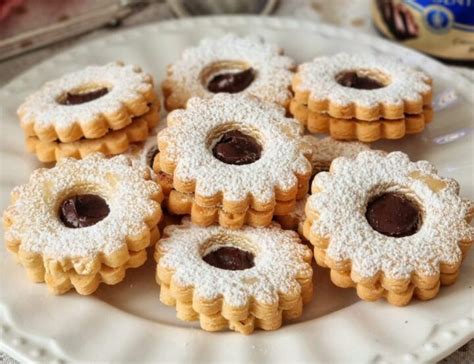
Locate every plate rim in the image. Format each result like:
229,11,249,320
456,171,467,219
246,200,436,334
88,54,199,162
0,15,473,364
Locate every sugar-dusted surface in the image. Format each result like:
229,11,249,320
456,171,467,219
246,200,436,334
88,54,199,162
17,62,153,131
305,135,371,168
295,53,431,107
158,218,312,307
307,151,474,279
166,33,294,106
158,93,312,203
4,153,161,259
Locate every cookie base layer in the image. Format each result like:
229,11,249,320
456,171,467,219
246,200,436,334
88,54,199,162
153,153,310,229
154,256,313,335
302,217,472,306
290,99,433,142
5,226,160,295
166,189,298,229
26,103,159,162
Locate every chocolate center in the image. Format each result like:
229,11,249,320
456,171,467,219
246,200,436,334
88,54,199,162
366,192,421,237
59,194,110,228
336,71,385,90
203,246,255,271
146,145,159,168
61,87,109,105
207,68,255,94
212,130,262,165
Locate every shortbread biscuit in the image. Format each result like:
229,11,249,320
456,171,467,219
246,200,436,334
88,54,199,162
162,34,295,111
155,219,313,334
304,151,473,306
18,61,157,143
25,103,160,163
290,99,433,141
156,94,312,229
3,153,163,295
292,53,432,121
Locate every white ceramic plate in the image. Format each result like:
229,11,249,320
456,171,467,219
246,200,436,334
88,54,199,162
0,16,473,364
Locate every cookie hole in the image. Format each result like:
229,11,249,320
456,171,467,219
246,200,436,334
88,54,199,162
200,60,255,94
146,145,159,169
336,69,390,90
365,191,422,237
59,194,110,228
207,123,263,165
58,85,110,105
201,234,256,271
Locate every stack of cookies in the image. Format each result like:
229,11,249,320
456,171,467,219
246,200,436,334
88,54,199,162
290,53,433,142
3,154,163,295
5,34,473,336
18,62,160,163
154,93,312,229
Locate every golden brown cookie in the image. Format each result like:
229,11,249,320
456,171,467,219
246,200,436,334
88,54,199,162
18,61,157,143
292,53,432,121
304,151,473,306
3,153,163,295
155,219,313,334
156,93,312,229
162,34,294,111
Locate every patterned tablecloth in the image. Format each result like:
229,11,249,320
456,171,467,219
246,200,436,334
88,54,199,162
0,0,471,362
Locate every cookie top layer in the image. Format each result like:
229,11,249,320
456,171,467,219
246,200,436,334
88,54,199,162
164,34,294,108
157,219,313,306
294,53,431,110
18,62,154,138
4,153,162,260
307,151,473,279
158,93,312,204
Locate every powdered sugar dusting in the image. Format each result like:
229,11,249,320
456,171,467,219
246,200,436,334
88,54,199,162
158,94,312,203
307,151,473,279
18,62,153,132
166,33,294,106
296,53,431,107
158,218,312,306
5,153,161,259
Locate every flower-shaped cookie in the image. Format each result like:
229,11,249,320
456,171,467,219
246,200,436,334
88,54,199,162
155,218,313,334
18,61,157,142
162,33,295,111
157,93,312,228
304,151,473,305
3,153,163,294
293,53,432,121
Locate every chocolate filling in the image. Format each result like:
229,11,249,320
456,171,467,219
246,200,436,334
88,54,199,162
59,194,110,228
61,87,109,105
203,246,255,270
336,71,385,90
146,145,159,168
366,192,421,237
212,130,262,165
207,68,255,94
